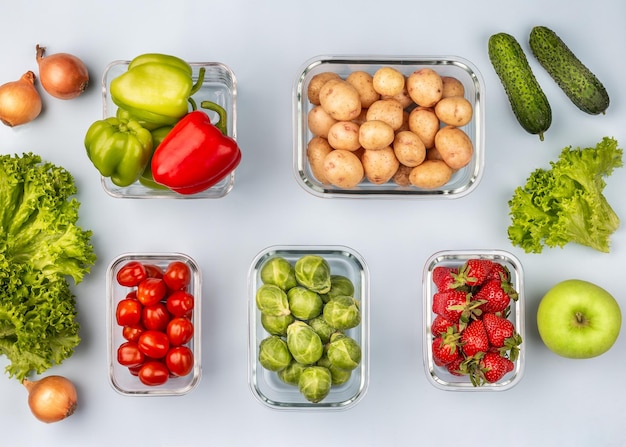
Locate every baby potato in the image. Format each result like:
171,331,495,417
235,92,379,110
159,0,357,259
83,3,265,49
307,72,342,105
409,159,452,189
434,126,474,170
319,79,362,121
346,71,380,108
308,105,338,138
392,163,413,186
441,76,465,98
434,96,473,127
366,99,404,131
372,67,405,96
382,86,413,109
408,107,439,149
307,136,333,184
323,149,364,188
406,68,443,107
352,108,369,126
327,121,361,151
393,130,426,167
426,146,445,161
359,120,395,151
362,147,400,185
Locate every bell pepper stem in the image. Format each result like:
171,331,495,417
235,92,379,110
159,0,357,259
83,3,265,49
200,100,228,135
189,67,206,96
188,97,198,111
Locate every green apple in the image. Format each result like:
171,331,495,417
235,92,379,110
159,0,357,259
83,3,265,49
537,279,621,359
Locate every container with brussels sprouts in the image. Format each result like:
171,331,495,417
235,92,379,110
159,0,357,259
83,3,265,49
249,246,369,410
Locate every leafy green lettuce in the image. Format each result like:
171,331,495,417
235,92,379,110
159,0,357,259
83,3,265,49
508,137,622,253
0,153,96,381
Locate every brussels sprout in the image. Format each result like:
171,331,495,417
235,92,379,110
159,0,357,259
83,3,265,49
317,353,352,385
308,316,336,344
327,333,361,370
323,295,361,330
260,256,297,291
256,284,290,317
286,321,323,364
287,286,323,320
261,312,295,336
294,255,331,294
277,360,307,386
321,275,355,303
258,335,292,372
298,366,332,403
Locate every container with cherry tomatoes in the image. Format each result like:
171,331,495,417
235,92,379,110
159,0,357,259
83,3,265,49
107,253,201,395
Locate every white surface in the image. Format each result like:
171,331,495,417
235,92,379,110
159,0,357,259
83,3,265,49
1,1,625,446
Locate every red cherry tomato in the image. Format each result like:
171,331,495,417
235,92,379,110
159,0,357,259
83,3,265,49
166,346,194,377
167,317,194,346
117,341,145,367
163,261,191,291
142,302,171,331
138,330,170,358
138,361,169,386
136,277,167,306
122,324,145,342
144,264,164,279
116,298,142,326
116,261,148,287
166,291,195,317
128,364,142,376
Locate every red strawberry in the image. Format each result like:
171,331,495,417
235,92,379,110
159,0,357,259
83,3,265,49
445,356,466,376
487,262,511,282
432,289,469,323
433,266,458,291
453,259,495,288
432,335,460,366
431,314,458,336
480,351,514,383
461,320,489,358
475,278,517,314
482,313,515,347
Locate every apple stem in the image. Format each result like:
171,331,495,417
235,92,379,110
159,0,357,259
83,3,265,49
575,312,588,326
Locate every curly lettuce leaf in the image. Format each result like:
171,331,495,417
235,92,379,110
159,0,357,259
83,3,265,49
508,137,622,253
0,153,95,380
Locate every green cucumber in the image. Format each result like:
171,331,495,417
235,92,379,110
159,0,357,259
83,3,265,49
488,32,552,141
529,26,610,115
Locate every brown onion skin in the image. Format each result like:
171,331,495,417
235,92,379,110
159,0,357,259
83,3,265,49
23,375,78,423
0,71,42,126
36,44,89,100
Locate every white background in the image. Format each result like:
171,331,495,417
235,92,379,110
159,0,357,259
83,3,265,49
1,1,625,446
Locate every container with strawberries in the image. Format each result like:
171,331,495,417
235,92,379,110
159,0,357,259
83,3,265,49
423,250,525,391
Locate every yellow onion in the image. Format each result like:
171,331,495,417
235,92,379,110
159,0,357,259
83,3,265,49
0,71,42,127
36,44,89,100
23,375,78,423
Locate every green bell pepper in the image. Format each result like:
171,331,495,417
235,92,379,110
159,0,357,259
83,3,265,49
110,53,204,126
139,126,173,190
84,117,153,187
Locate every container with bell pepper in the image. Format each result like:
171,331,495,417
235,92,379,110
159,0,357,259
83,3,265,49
84,117,153,187
151,105,241,195
109,53,205,127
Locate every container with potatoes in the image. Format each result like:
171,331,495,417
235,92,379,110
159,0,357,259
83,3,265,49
293,56,485,198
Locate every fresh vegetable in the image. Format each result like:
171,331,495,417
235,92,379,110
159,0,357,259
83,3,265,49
114,260,196,386
305,65,475,190
84,117,153,187
488,32,552,141
110,53,204,127
256,255,362,403
23,375,78,423
151,109,241,195
35,44,89,100
529,26,610,115
0,153,95,381
430,258,522,386
508,137,622,253
0,71,42,127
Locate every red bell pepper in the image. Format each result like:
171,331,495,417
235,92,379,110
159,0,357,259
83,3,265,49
151,110,241,195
